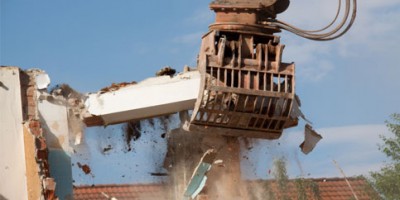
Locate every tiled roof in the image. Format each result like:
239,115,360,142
74,177,380,200
317,177,376,199
250,177,380,200
73,184,167,200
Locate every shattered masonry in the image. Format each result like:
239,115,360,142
1,60,322,200
1,66,322,200
21,69,58,200
1,0,360,198
1,67,87,200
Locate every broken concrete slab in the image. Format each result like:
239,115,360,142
300,124,323,154
35,73,51,89
183,149,217,200
84,71,201,126
38,96,73,152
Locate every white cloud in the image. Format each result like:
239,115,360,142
242,124,391,179
337,4,400,56
173,32,203,45
172,9,213,46
175,1,400,83
184,9,214,26
280,0,338,29
282,39,331,63
277,1,400,82
298,59,334,82
362,0,400,10
315,124,388,144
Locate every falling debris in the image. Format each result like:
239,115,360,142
35,73,51,89
183,149,217,200
102,145,113,154
77,162,92,175
50,84,82,99
213,159,224,167
150,172,169,177
1,0,358,198
0,81,9,90
99,81,137,94
101,192,118,200
123,121,141,152
300,124,323,154
156,66,176,77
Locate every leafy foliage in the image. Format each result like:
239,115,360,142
269,158,323,200
273,158,290,200
370,113,400,199
309,181,322,200
294,178,322,200
370,164,400,199
380,113,400,162
274,158,289,190
295,178,307,200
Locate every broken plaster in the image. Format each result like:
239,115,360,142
84,71,201,126
36,73,51,90
300,124,323,155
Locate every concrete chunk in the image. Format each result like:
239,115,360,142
84,71,201,126
35,73,50,90
300,124,322,154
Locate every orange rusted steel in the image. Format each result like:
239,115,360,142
209,0,289,36
189,0,298,139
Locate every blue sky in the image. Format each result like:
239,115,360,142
2,0,400,185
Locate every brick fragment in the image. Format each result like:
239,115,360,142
43,177,56,191
27,97,36,107
29,126,43,137
29,120,41,129
27,106,37,116
36,149,48,161
35,137,47,150
45,190,57,200
28,114,36,121
26,86,36,97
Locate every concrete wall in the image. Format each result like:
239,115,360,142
85,71,201,125
38,99,74,199
0,67,28,200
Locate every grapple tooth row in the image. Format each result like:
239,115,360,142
191,31,297,139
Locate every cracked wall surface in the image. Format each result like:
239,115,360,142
1,67,59,200
0,67,29,200
1,66,321,200
22,69,59,200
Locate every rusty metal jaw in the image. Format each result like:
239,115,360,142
189,30,297,140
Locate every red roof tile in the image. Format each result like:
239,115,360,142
74,177,380,200
74,184,168,200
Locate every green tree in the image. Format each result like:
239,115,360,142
273,158,290,200
370,113,400,199
294,178,307,200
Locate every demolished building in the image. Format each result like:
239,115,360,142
0,66,318,200
73,177,380,200
1,0,358,199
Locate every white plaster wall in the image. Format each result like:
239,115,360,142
38,99,71,152
0,67,28,200
38,99,74,200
